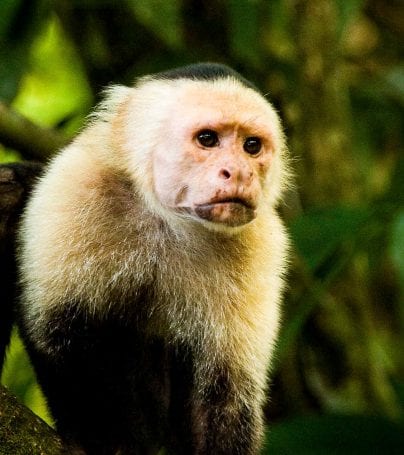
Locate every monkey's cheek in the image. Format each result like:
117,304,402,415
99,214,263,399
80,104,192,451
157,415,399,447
195,203,257,227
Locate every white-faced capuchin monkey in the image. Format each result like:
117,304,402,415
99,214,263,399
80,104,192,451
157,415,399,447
16,63,290,454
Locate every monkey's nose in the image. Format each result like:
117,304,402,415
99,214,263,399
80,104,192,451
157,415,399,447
218,166,253,183
219,168,232,180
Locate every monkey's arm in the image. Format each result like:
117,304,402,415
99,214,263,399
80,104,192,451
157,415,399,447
18,299,166,455
163,335,268,455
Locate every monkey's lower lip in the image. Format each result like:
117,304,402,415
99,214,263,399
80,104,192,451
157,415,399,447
209,197,255,209
195,199,256,226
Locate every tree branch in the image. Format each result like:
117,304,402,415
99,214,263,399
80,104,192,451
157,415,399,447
0,102,67,161
0,162,44,368
0,385,83,454
0,163,86,453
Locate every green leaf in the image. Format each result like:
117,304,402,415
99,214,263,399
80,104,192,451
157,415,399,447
12,16,92,131
265,414,404,454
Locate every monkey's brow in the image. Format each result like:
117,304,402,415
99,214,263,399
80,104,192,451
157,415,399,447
190,113,269,132
238,115,273,135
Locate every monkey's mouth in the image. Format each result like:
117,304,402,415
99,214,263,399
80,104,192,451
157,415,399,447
194,198,257,226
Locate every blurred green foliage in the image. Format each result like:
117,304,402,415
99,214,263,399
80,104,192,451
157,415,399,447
1,329,52,425
266,413,404,454
1,0,403,453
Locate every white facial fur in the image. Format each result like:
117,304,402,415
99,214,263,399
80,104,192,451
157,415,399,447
117,78,288,232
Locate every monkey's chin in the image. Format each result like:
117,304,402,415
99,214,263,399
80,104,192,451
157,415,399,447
194,202,257,227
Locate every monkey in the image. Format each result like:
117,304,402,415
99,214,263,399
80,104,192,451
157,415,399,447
15,63,290,454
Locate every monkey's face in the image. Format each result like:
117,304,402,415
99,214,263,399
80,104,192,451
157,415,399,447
150,82,284,230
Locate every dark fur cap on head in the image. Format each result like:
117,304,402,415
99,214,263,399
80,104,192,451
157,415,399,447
153,62,260,93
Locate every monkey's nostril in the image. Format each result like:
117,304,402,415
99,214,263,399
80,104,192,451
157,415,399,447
220,169,231,180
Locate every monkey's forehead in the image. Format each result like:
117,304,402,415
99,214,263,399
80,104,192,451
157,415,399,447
132,78,283,142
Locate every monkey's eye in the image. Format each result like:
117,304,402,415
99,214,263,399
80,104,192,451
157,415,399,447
244,137,262,155
197,130,219,148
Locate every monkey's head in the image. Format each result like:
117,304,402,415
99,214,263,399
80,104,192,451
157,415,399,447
112,67,288,232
